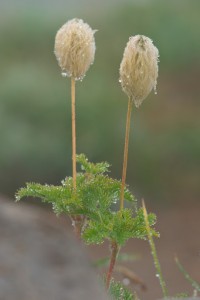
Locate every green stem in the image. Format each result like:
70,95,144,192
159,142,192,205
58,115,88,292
142,200,168,298
175,256,200,292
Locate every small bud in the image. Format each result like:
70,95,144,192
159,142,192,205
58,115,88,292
119,35,159,107
54,18,96,81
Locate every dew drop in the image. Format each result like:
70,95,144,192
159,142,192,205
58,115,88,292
62,72,67,77
135,101,140,108
155,273,160,278
154,85,157,95
119,79,122,83
75,75,84,82
122,278,130,286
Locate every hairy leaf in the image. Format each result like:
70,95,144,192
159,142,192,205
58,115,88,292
109,279,134,300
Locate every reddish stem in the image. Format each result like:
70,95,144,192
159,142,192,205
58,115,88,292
106,240,119,290
71,215,85,239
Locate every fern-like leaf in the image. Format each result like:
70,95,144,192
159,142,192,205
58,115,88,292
109,279,134,300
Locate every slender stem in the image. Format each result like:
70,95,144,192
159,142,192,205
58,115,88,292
142,200,168,298
120,98,133,211
70,78,85,239
71,78,81,238
71,77,76,190
106,240,119,290
175,256,200,292
72,215,83,240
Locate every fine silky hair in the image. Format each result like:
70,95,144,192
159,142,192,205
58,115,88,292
54,18,96,81
119,35,159,107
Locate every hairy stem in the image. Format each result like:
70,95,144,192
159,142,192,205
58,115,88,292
71,78,83,238
175,256,200,292
142,200,168,298
120,98,133,211
106,240,119,290
71,77,77,190
72,215,84,240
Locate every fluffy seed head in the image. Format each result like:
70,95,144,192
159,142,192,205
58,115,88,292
119,35,159,107
54,18,96,81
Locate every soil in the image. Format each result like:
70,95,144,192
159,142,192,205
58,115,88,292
0,197,108,300
0,197,199,300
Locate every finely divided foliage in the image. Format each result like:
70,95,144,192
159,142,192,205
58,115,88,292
109,279,134,300
15,16,160,298
15,16,199,298
16,154,157,247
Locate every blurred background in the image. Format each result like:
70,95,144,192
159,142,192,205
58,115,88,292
1,0,200,204
0,0,200,299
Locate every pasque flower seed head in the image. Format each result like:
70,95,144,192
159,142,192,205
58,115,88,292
119,35,159,107
54,18,96,81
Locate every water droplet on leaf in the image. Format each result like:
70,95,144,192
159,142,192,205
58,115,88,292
62,72,67,77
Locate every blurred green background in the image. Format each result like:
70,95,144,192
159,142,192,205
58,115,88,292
0,0,200,205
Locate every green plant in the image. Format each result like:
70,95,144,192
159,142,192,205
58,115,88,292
15,17,192,300
15,20,159,298
142,200,168,297
15,18,159,299
16,153,157,294
175,257,200,293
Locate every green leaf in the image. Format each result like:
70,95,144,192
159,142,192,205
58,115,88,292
132,208,159,240
76,153,110,175
16,155,136,219
83,207,158,246
15,181,82,215
16,154,143,247
109,279,134,300
175,257,200,292
82,219,109,244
